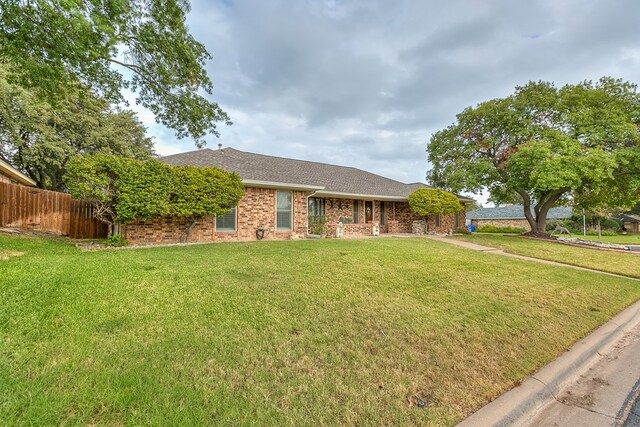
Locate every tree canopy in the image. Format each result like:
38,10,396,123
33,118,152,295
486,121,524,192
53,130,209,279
0,0,229,145
428,78,640,234
408,188,462,219
65,154,244,241
0,65,154,190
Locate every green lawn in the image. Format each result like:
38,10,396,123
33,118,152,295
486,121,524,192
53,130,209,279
459,234,640,279
571,234,640,245
1,235,639,426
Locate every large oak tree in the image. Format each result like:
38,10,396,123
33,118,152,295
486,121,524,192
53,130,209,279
0,65,154,190
428,78,640,234
0,0,229,146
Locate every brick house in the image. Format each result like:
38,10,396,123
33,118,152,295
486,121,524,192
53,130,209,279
123,147,474,244
466,205,573,230
0,158,36,187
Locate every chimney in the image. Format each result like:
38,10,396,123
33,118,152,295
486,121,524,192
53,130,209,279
218,143,224,153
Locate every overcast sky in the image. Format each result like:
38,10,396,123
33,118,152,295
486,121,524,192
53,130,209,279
131,0,640,204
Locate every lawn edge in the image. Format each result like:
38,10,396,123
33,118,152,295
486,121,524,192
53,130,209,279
457,298,640,427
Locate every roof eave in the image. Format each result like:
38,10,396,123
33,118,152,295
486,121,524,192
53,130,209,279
242,179,325,191
0,159,37,187
313,190,412,201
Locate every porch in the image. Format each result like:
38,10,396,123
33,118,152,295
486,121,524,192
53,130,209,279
307,195,414,237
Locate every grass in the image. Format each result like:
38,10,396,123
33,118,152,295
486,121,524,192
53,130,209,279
458,234,640,279
1,234,639,426
570,234,640,245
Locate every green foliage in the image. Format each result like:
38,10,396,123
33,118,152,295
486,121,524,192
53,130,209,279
408,188,462,219
454,227,471,235
0,0,230,145
585,229,618,237
0,65,154,190
65,154,243,240
104,234,128,247
338,216,353,224
428,78,640,233
169,165,243,240
476,225,526,234
308,216,327,235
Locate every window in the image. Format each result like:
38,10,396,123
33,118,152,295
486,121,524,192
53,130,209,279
308,197,325,218
380,202,386,225
353,199,360,223
276,191,293,231
436,214,441,227
216,207,237,231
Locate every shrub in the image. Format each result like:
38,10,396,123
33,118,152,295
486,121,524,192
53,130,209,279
338,217,353,224
454,227,471,235
585,229,618,236
408,188,462,219
308,216,326,235
477,225,526,234
104,234,128,246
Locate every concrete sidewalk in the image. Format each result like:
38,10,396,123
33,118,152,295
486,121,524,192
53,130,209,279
428,236,640,282
529,322,640,426
457,300,640,427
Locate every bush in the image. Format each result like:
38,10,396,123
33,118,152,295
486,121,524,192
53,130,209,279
585,229,618,236
454,227,471,235
308,216,326,235
477,225,526,234
104,234,128,246
338,217,353,224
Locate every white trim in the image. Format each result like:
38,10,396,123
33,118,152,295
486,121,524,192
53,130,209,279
317,190,409,202
242,179,324,191
0,159,37,187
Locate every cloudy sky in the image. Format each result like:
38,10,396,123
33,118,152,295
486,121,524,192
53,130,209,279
132,0,640,204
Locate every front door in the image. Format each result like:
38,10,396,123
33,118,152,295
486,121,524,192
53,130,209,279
365,201,373,223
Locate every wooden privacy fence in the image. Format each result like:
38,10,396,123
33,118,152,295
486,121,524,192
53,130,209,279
0,181,108,239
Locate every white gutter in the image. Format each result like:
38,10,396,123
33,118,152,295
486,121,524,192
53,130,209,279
0,158,37,187
242,179,324,191
313,190,409,202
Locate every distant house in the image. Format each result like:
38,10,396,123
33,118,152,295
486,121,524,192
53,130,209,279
466,205,573,230
615,214,640,233
0,159,36,187
123,147,475,244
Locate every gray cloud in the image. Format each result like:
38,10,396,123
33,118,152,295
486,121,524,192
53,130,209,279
136,0,640,203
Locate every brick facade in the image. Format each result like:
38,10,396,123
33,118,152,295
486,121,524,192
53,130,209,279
123,187,311,245
123,188,468,245
324,199,466,236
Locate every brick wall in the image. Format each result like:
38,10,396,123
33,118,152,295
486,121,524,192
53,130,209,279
324,199,466,236
123,189,469,244
123,187,311,245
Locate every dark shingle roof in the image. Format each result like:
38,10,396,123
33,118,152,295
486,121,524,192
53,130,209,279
162,148,474,201
615,214,640,223
466,205,573,220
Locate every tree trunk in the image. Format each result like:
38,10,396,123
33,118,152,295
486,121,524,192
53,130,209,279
532,190,566,235
598,219,602,239
182,217,198,243
518,191,536,232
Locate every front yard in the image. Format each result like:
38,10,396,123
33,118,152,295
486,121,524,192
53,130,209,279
1,234,639,426
577,233,640,245
458,233,640,279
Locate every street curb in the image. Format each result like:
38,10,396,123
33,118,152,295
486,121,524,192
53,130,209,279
457,299,640,427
